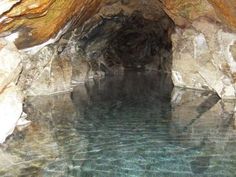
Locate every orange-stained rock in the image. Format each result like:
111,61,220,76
1,0,236,50
159,0,218,27
0,0,102,49
208,0,236,31
160,0,236,31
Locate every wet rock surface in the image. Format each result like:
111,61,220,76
171,18,236,99
0,38,22,93
18,45,73,95
0,85,23,144
66,8,174,74
0,39,25,144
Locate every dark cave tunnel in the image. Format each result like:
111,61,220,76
74,10,175,75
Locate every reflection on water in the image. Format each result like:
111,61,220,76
1,71,236,177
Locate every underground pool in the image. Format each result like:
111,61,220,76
1,71,236,177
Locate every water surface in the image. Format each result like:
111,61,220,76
1,72,236,177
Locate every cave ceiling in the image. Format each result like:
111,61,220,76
0,0,236,49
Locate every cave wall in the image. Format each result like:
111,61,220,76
0,0,235,100
172,19,236,99
160,0,236,99
160,0,236,32
0,0,102,49
1,0,236,143
66,2,174,78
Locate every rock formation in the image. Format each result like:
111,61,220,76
1,0,236,143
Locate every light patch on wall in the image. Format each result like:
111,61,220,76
194,33,208,59
0,16,7,23
218,30,236,73
171,70,185,87
0,0,20,16
230,42,236,62
4,32,19,43
171,87,185,104
28,2,40,9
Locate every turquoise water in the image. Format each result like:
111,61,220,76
1,72,236,177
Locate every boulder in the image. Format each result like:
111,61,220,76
18,45,72,95
171,19,236,99
0,38,22,93
0,85,23,144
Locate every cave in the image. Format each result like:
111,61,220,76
56,4,175,83
75,10,174,73
105,12,173,71
1,0,236,176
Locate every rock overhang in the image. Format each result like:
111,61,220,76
0,0,236,50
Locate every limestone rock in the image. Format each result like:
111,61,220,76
171,19,236,99
160,0,218,27
0,0,102,49
19,45,72,96
160,0,236,32
208,0,236,31
71,58,93,84
0,0,236,51
0,38,22,93
0,0,20,16
0,85,23,144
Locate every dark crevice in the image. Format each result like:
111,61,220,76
105,11,174,71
